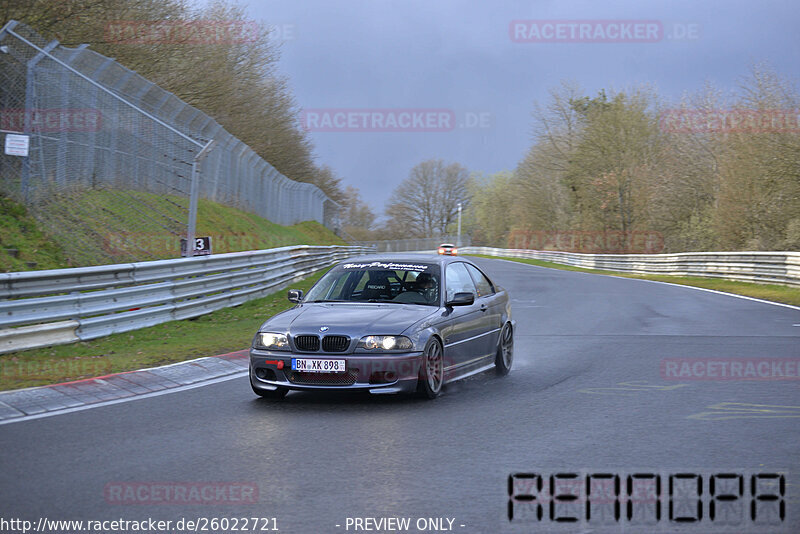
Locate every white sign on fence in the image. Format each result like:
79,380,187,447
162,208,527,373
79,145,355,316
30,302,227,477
4,133,29,157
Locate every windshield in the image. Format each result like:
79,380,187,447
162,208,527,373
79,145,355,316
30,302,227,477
304,261,440,305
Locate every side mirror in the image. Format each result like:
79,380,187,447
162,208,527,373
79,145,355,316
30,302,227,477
446,291,475,307
287,289,303,303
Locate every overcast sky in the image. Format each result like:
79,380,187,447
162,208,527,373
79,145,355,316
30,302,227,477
237,0,800,211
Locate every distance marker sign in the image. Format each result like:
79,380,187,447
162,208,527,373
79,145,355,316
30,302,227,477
180,236,212,256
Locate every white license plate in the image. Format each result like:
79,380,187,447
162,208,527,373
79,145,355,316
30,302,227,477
292,358,346,373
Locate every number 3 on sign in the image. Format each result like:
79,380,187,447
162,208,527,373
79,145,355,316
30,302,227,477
181,236,212,256
193,236,211,255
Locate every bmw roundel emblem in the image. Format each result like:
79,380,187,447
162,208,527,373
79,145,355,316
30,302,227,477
320,326,329,332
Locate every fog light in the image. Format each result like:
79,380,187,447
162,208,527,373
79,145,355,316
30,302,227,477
255,368,267,379
369,371,398,384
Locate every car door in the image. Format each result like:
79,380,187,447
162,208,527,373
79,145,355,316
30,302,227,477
465,262,504,356
440,262,489,374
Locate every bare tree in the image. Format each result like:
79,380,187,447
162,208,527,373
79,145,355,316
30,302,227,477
512,82,583,233
384,160,470,237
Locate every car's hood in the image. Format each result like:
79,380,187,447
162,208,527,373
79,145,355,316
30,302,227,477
261,302,438,336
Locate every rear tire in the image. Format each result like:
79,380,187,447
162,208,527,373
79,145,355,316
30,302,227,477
495,322,513,376
417,338,444,399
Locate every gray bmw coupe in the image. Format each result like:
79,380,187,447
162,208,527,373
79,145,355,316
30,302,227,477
249,255,514,399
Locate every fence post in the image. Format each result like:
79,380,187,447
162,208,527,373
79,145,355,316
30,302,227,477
21,38,58,202
185,140,216,257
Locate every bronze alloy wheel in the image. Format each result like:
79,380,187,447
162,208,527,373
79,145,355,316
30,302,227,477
495,322,513,376
418,338,444,399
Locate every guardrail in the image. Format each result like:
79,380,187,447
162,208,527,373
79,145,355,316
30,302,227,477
462,247,800,287
0,245,373,354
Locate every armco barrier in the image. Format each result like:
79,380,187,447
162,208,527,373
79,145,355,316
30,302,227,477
0,245,373,354
462,247,800,287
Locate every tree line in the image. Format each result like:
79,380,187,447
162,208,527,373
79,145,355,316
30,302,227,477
354,65,799,252
494,66,800,252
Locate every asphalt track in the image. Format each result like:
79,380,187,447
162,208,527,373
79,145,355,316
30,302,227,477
1,257,798,534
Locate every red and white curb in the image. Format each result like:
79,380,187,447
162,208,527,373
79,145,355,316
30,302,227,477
0,350,249,425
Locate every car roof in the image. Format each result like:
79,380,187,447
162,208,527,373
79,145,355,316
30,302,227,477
341,253,474,267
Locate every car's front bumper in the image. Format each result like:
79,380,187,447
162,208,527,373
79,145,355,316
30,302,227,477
249,349,424,394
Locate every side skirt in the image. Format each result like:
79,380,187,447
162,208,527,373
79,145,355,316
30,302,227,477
443,354,495,384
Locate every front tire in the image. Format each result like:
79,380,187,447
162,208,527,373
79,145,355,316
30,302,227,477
417,338,444,399
495,322,513,376
251,379,289,399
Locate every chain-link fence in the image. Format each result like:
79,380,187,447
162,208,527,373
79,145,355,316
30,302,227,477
0,21,338,266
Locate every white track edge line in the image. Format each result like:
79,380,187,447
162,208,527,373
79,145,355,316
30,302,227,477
0,370,248,426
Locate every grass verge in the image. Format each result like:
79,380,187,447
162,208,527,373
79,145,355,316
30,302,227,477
469,254,800,307
2,190,346,271
0,270,327,392
0,194,67,272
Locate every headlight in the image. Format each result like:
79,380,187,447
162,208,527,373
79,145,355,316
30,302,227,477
254,332,289,351
357,335,413,351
